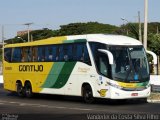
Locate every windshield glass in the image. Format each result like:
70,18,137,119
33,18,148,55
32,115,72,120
89,42,149,83
110,46,149,83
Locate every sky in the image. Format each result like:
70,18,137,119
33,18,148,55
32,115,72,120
0,0,160,40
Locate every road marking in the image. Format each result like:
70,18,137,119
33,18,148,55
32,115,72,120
55,106,67,109
0,100,7,102
38,105,48,107
69,107,92,111
19,103,28,106
0,99,92,111
9,102,18,104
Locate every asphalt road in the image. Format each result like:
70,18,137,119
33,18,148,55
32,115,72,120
0,84,160,120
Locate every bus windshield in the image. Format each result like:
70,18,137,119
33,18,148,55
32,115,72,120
110,46,149,83
89,42,149,83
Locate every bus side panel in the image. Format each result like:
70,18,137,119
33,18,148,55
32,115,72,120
3,61,54,93
64,62,95,96
40,62,98,97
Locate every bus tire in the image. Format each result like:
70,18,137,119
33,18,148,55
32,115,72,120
82,85,94,104
16,82,25,97
139,98,148,103
24,82,33,98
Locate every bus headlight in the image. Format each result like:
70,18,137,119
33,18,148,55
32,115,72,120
145,83,150,88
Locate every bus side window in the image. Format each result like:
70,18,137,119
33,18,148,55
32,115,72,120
84,46,91,65
4,48,11,62
89,43,97,58
72,44,77,61
12,47,22,62
21,47,25,62
45,45,53,62
48,47,53,61
21,47,30,62
76,43,91,65
63,45,68,61
27,47,32,62
32,47,38,62
63,44,73,61
98,52,110,77
59,45,64,61
67,44,73,61
52,46,57,61
77,44,84,62
38,46,45,62
56,46,59,61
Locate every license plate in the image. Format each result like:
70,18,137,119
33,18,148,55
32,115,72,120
131,93,138,96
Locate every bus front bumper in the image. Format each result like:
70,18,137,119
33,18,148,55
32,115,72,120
109,86,151,99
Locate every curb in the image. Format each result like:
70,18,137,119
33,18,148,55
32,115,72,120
0,75,3,83
147,99,160,103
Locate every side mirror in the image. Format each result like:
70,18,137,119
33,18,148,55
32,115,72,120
146,50,157,65
146,50,158,75
98,49,114,64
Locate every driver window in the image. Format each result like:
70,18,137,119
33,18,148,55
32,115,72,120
97,52,110,77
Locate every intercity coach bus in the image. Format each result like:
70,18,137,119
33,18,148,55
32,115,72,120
3,34,150,103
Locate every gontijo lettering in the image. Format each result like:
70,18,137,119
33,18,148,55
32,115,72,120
19,65,43,72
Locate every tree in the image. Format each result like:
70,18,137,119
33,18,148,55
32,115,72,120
57,22,118,36
116,23,139,39
4,22,160,44
29,28,56,41
148,33,160,56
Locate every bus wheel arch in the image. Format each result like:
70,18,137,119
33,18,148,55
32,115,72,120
24,80,33,98
82,83,94,103
16,80,25,97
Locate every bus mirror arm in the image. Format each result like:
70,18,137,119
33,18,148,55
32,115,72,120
146,50,158,75
98,49,114,65
146,50,157,65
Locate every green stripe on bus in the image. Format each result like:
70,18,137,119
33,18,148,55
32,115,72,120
41,62,65,88
63,39,86,43
137,81,149,87
51,62,76,88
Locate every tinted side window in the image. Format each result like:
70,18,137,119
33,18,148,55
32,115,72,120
59,46,64,61
89,42,106,58
63,44,73,61
38,46,45,62
97,52,110,77
12,48,21,62
5,43,91,65
72,44,77,61
84,46,90,64
28,47,32,62
21,47,32,62
32,47,38,62
89,42,111,77
76,43,91,65
4,48,11,62
45,45,57,62
45,45,52,61
77,44,84,61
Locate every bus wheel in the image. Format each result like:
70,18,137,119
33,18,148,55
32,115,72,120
139,98,148,103
24,82,33,98
82,85,94,103
16,82,25,97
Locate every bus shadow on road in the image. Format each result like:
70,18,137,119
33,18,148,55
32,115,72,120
6,91,148,106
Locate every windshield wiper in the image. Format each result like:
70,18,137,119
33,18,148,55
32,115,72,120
125,49,135,81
